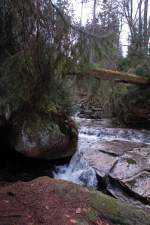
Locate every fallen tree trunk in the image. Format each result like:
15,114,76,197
83,68,150,85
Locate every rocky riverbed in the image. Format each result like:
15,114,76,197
55,117,150,210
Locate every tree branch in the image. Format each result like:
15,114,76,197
50,0,114,40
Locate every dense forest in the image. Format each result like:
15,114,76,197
0,1,150,225
0,0,150,128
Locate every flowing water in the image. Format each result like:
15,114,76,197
54,116,150,188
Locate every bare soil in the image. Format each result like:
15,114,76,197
0,177,113,225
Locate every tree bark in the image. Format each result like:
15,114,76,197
78,68,149,85
90,0,97,63
138,0,143,55
143,0,149,53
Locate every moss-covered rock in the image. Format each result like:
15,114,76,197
14,112,78,160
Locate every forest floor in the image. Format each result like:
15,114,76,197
0,177,113,225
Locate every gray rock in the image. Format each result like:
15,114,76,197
123,171,150,203
83,140,150,206
92,140,145,156
84,150,118,177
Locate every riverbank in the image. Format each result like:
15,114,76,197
54,117,150,210
0,177,150,225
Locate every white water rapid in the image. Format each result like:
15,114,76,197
53,116,150,188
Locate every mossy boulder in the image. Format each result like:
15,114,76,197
14,112,78,160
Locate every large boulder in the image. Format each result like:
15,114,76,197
14,112,78,160
83,140,150,206
0,177,150,225
0,116,13,153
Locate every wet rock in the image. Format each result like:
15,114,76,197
110,147,150,180
84,150,118,178
15,113,78,160
0,177,150,225
83,140,150,206
78,109,102,119
110,157,140,180
0,116,13,153
90,140,145,156
78,168,97,187
84,140,146,177
121,172,150,203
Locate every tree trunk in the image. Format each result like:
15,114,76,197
93,0,97,26
138,0,143,55
143,0,149,53
90,0,97,63
80,0,84,25
78,68,149,85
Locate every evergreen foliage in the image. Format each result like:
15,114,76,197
0,0,77,127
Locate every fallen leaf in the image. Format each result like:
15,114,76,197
65,214,71,218
83,207,90,213
4,200,9,204
76,208,81,214
96,219,103,225
27,215,32,218
70,218,77,224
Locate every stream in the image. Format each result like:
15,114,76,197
54,116,150,192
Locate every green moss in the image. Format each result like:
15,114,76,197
87,209,98,223
90,194,123,223
89,191,150,225
126,158,136,165
19,113,61,137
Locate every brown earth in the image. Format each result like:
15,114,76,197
0,177,113,225
0,177,150,225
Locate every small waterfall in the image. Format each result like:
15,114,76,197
53,130,98,188
54,151,97,188
53,117,150,188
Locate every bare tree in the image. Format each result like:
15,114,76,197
143,0,149,52
121,0,150,58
